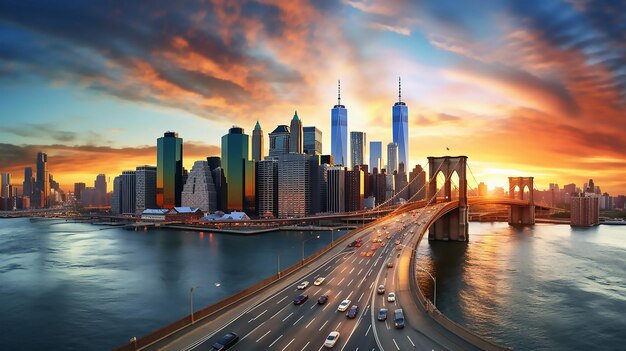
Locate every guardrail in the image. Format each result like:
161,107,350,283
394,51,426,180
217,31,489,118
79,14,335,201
114,207,408,351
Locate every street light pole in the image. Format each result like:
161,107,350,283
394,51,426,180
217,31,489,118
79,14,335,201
301,234,320,262
190,285,200,324
277,254,281,278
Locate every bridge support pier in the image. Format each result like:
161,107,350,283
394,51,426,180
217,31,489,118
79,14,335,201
427,156,469,242
508,177,535,225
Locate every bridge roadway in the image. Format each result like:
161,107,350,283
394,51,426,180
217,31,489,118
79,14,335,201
157,203,491,351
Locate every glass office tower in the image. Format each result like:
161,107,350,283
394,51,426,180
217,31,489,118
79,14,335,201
157,131,183,208
331,81,347,166
222,126,254,212
369,141,383,172
392,77,409,170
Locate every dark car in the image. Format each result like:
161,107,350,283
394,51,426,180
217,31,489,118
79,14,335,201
210,332,239,351
318,294,328,304
394,309,405,329
346,305,359,319
377,308,388,321
293,294,309,305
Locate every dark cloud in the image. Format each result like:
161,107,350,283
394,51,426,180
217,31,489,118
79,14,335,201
3,123,78,142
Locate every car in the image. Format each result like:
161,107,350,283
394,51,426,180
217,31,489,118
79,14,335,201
410,229,414,233
324,331,340,348
314,277,325,286
396,246,402,251
346,305,359,319
210,332,239,351
318,294,329,304
355,242,362,247
395,240,401,245
377,308,388,321
394,309,405,329
377,284,385,295
293,294,309,305
360,251,367,256
372,238,378,243
386,235,392,240
337,299,351,312
365,252,373,257
387,292,396,302
371,245,378,251
380,242,386,246
387,261,394,268
347,241,356,248
297,281,309,290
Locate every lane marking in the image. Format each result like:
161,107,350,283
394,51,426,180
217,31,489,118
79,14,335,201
357,292,364,302
248,309,267,323
365,324,372,336
318,319,329,331
271,303,291,319
358,268,363,275
347,290,354,299
305,317,316,329
349,267,355,274
301,341,310,351
293,315,304,325
341,267,347,273
281,338,295,351
276,296,288,304
392,338,400,350
282,312,294,322
310,303,316,310
241,321,266,340
336,321,342,329
338,277,345,285
256,330,271,343
407,335,416,347
269,334,283,348
347,279,354,287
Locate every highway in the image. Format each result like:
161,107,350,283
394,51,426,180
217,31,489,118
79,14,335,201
159,205,488,351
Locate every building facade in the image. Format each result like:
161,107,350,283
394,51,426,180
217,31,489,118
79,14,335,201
269,125,290,157
392,78,409,171
111,176,121,215
34,152,49,208
345,168,364,211
135,165,157,214
369,141,382,172
157,132,183,208
350,131,366,168
387,142,398,174
327,166,345,213
181,161,217,212
571,195,599,227
303,126,322,155
23,167,33,200
252,121,264,162
289,111,303,154
331,81,347,166
277,153,314,217
121,171,136,215
255,159,278,218
221,127,255,213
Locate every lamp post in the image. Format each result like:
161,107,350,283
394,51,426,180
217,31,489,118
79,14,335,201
190,285,200,324
301,234,320,262
398,243,437,308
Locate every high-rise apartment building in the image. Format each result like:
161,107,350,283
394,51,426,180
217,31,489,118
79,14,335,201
222,126,255,213
277,153,315,217
111,176,121,215
269,125,290,157
255,159,278,218
181,161,217,212
387,142,398,174
252,121,264,162
345,168,364,212
95,174,107,206
327,166,345,213
331,81,347,166
303,126,322,155
121,171,136,215
392,77,409,171
207,157,226,211
571,194,599,227
1,173,10,198
409,164,426,201
350,131,366,168
34,152,49,208
23,167,33,199
135,165,157,214
289,111,303,154
74,182,86,202
369,141,382,172
157,132,183,208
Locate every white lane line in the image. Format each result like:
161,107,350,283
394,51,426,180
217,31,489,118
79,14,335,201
305,317,316,329
339,312,363,351
293,315,304,325
301,341,310,351
336,321,342,329
347,279,354,287
269,334,283,348
282,312,294,322
271,303,291,319
341,267,347,273
337,290,343,298
241,321,266,340
407,335,416,347
314,288,322,295
349,267,355,274
365,324,372,336
392,338,400,350
359,258,364,265
322,303,330,311
358,268,363,275
384,277,387,285
351,256,357,263
357,292,364,302
282,337,295,351
256,330,271,343
338,277,345,285
347,290,354,299
310,303,316,310
276,296,288,304
369,282,374,289
325,265,331,271
318,320,329,331
328,277,336,284
248,309,267,323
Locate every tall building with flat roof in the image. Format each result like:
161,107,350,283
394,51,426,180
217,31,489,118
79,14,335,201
252,121,264,162
23,167,33,199
269,125,290,157
571,194,599,227
345,168,364,212
303,126,322,155
157,132,183,208
289,111,303,154
222,126,255,213
387,142,398,174
409,164,426,201
111,176,121,215
331,81,347,166
350,131,366,168
392,77,409,171
95,174,107,206
1,173,10,198
181,161,216,212
327,166,345,213
255,159,278,218
135,165,157,214
121,171,136,215
369,141,382,172
74,182,86,202
278,153,314,217
34,152,49,208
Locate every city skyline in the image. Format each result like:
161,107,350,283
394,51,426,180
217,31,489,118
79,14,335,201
0,1,624,194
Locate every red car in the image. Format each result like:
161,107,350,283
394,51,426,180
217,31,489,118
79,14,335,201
293,294,308,305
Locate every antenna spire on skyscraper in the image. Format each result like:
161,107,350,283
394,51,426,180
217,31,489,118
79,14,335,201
398,76,402,103
338,79,341,105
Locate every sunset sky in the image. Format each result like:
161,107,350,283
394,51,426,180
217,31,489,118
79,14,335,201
0,0,624,194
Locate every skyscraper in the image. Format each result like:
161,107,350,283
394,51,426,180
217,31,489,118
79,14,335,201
387,142,398,174
121,171,136,215
222,126,254,212
331,80,347,166
303,126,322,155
327,166,345,213
207,157,227,211
34,152,49,208
252,121,264,162
23,167,33,199
269,125,290,157
289,111,303,154
111,176,121,215
392,77,409,171
1,173,10,198
277,153,314,217
255,159,278,218
74,182,86,202
182,161,217,212
135,165,157,214
95,174,107,206
345,168,364,211
409,164,426,201
350,131,366,168
157,132,183,208
369,141,382,172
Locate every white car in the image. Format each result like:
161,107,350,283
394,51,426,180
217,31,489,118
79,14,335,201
314,277,325,286
324,331,340,348
297,281,310,290
387,292,396,302
337,299,351,312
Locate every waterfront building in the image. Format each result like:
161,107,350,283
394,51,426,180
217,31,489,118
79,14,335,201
74,182,86,202
255,159,278,218
345,168,364,212
34,152,49,208
392,77,409,171
387,142,398,174
206,156,226,211
111,176,121,215
1,173,10,198
181,161,217,212
350,131,366,168
331,80,347,166
121,171,136,215
23,167,33,199
327,166,345,213
277,153,315,217
165,207,204,222
157,131,183,208
303,126,322,155
221,126,255,213
269,125,290,157
140,208,168,221
409,164,426,201
571,194,599,227
252,121,264,162
135,165,157,214
289,111,303,154
369,141,382,172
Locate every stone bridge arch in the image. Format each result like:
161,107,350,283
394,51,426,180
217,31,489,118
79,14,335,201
508,177,535,225
427,156,468,241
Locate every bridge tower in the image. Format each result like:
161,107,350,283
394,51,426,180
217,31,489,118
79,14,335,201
508,177,535,225
428,156,468,241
